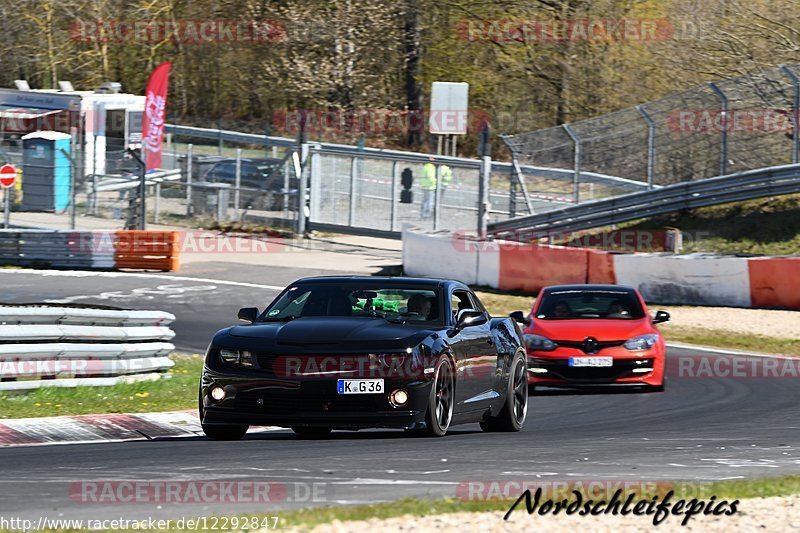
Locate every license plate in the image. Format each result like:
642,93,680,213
337,379,384,394
569,357,613,367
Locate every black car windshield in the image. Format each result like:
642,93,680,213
261,284,442,324
535,289,645,320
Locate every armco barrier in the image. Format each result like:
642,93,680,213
0,230,180,271
402,229,800,309
0,306,176,391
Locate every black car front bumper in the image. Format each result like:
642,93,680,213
201,370,433,429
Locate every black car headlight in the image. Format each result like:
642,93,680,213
523,334,557,351
219,349,254,367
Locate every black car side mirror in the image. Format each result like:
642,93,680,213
237,307,259,323
454,309,488,331
509,311,531,326
652,310,670,324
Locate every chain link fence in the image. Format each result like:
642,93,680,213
504,63,800,200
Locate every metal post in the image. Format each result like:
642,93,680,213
138,163,146,230
186,144,193,216
3,188,9,229
390,160,398,232
433,164,442,230
296,118,309,235
708,82,728,176
348,156,357,226
234,148,242,221
562,124,581,204
154,182,161,224
478,124,491,237
125,149,146,230
636,105,657,189
781,65,800,164
59,148,77,229
90,175,98,215
509,164,517,218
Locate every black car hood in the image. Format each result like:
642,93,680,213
228,317,433,346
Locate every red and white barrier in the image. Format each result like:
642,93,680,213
403,228,800,309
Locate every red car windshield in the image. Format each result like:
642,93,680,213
536,289,645,320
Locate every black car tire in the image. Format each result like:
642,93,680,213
480,349,528,432
291,427,333,439
416,356,455,437
199,387,249,440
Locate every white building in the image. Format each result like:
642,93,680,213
0,82,145,176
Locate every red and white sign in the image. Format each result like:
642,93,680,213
142,62,172,172
0,164,16,189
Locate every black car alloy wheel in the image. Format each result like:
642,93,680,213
413,356,455,437
481,350,527,432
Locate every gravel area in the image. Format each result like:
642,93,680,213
657,306,800,341
288,495,799,532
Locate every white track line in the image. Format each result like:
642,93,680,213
666,342,798,360
0,268,283,290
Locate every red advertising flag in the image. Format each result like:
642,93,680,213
142,62,171,172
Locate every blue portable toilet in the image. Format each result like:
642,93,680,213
20,131,72,212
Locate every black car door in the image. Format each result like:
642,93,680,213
449,289,495,410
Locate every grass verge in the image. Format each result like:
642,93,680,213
662,327,800,356
622,193,800,255
0,354,203,419
243,475,800,530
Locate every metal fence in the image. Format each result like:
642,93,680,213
503,63,800,205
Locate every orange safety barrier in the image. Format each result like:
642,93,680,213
748,257,800,308
498,244,589,292
587,249,616,285
114,231,180,272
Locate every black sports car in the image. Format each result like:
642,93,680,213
199,276,528,439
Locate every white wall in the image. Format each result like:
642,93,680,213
613,253,752,307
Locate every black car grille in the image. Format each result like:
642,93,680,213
237,390,381,414
534,358,654,383
254,353,374,376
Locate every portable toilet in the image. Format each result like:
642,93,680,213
20,131,72,212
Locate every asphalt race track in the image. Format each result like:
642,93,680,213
0,268,798,521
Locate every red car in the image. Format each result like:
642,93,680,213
510,284,669,392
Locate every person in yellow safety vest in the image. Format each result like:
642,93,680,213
420,158,453,220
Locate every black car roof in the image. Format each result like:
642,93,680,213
292,276,467,290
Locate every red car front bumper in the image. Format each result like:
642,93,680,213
527,346,664,387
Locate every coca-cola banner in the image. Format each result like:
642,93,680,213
142,62,171,172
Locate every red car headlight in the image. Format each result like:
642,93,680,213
623,334,659,351
523,334,557,351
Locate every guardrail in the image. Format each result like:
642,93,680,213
0,230,180,271
488,163,800,237
0,306,176,390
90,169,183,193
